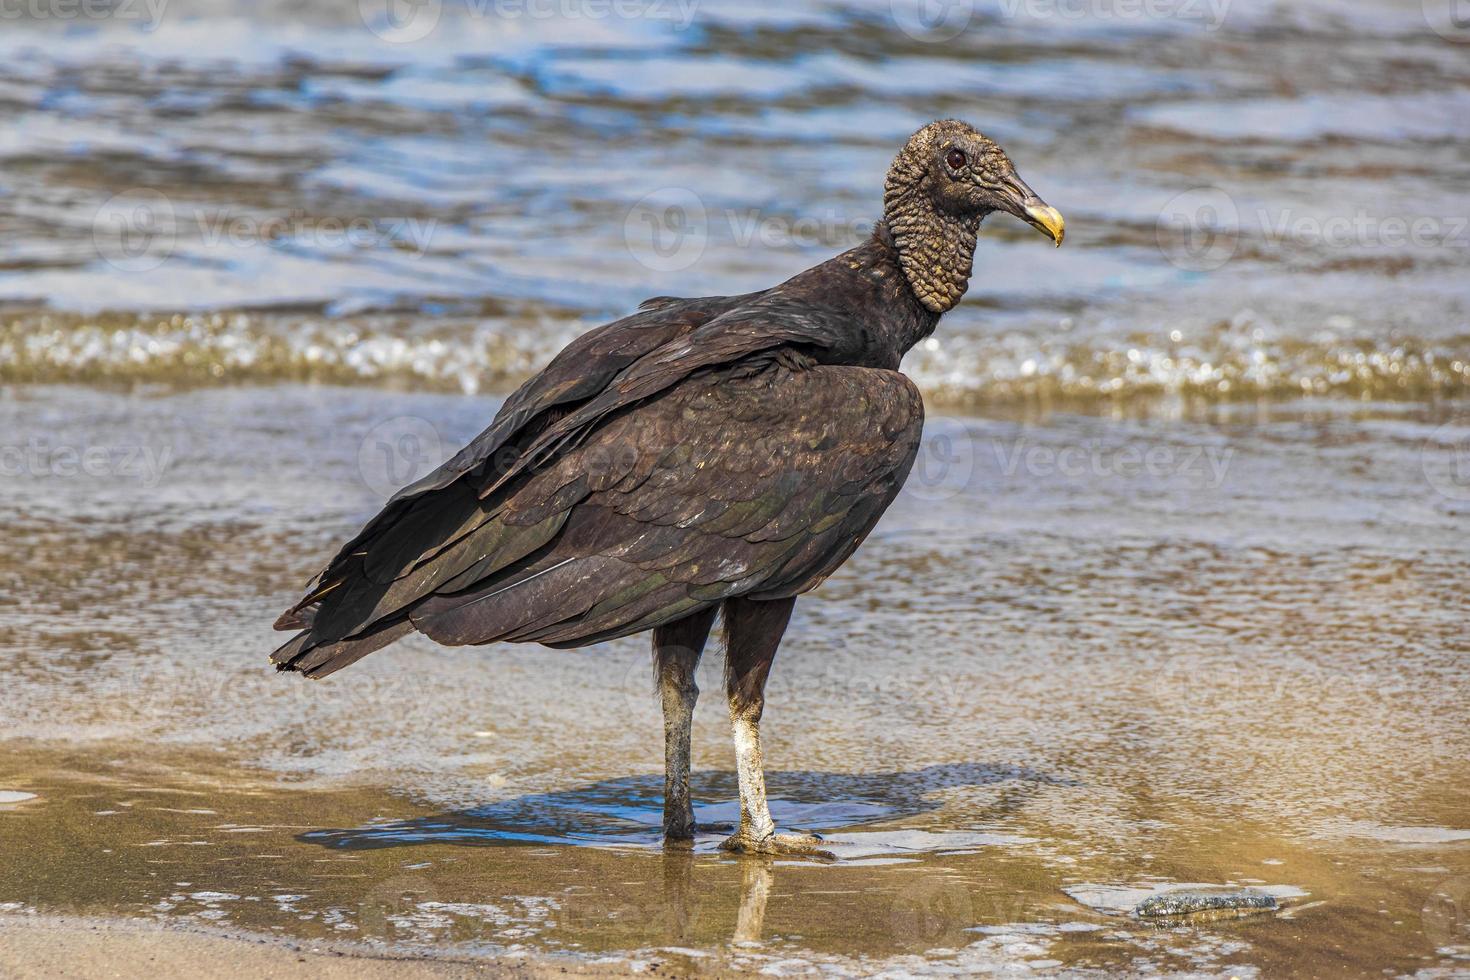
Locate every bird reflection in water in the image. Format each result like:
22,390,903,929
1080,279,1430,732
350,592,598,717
652,848,775,947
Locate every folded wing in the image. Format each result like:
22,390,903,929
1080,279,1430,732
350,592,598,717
272,361,922,678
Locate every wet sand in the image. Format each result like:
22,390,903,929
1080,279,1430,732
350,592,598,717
0,914,535,980
1,736,1466,977
3,386,1468,976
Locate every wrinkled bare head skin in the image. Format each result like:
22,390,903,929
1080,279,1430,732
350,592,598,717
884,119,1064,313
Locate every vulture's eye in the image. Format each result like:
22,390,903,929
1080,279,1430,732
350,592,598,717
945,148,967,171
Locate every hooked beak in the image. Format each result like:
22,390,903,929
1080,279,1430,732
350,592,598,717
998,173,1065,247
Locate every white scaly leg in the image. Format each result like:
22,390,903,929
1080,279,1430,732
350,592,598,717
718,596,832,859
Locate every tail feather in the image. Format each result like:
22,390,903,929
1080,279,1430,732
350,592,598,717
271,617,414,679
273,604,316,631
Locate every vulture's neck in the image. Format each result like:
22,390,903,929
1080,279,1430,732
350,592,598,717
771,228,947,371
834,227,945,368
883,196,982,315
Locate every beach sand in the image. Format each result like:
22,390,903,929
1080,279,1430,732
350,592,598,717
0,913,622,979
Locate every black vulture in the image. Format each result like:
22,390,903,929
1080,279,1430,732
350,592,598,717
272,119,1064,856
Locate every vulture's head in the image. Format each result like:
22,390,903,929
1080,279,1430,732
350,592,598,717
884,119,1064,313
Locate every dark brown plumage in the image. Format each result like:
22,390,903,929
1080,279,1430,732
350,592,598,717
271,119,1063,854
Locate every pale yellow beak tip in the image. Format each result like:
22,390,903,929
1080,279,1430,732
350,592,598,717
1025,203,1065,247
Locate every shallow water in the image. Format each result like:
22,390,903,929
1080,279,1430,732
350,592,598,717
0,0,1466,404
1,0,1469,974
3,386,1469,975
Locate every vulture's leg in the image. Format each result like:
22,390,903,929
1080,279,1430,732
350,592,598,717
718,596,833,858
655,606,719,841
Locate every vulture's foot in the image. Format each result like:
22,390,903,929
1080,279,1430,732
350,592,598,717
719,831,835,860
662,819,736,845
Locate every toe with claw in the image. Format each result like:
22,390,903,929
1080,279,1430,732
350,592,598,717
720,830,835,859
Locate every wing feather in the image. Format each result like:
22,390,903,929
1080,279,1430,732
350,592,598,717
273,339,921,675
